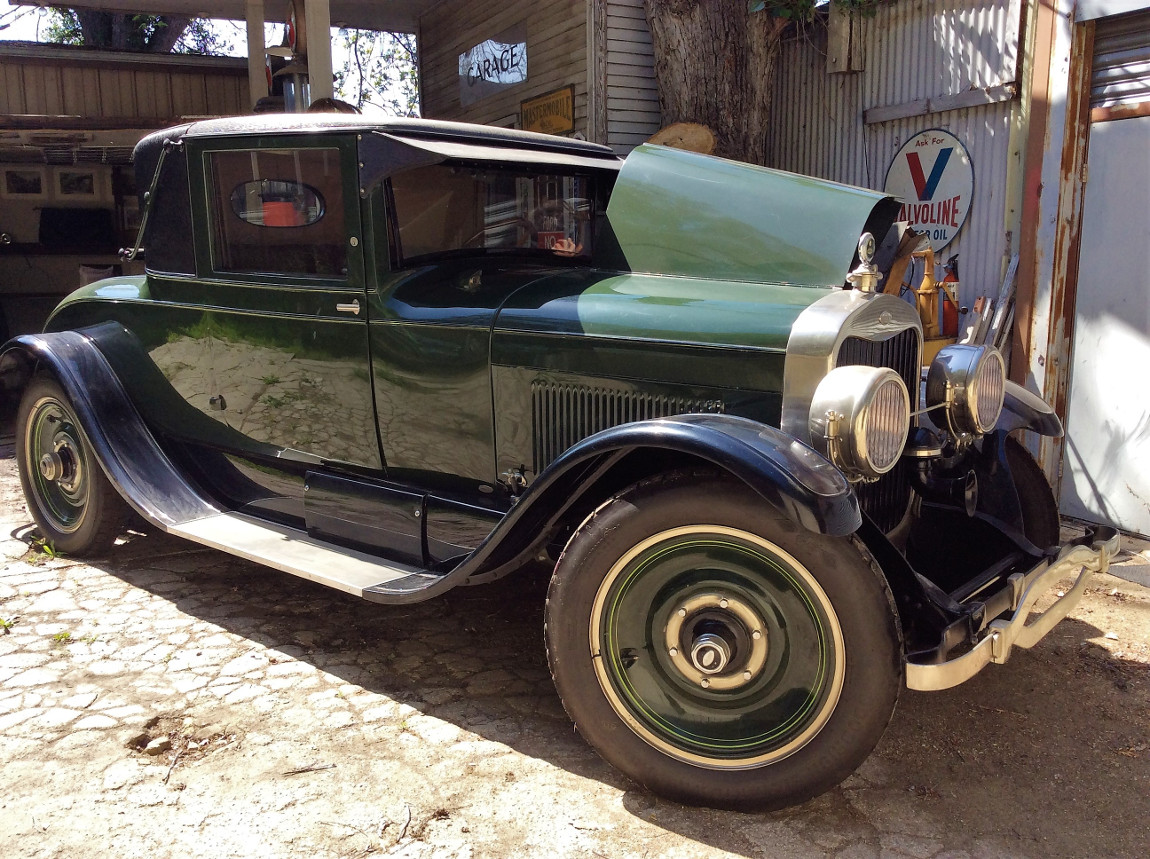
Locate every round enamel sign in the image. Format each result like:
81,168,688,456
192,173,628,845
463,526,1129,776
884,129,973,253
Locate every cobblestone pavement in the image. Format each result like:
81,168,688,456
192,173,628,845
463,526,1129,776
1,447,1148,859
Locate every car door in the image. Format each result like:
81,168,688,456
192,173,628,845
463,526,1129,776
366,160,601,561
194,139,377,463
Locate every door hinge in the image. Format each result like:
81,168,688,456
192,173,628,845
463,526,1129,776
500,467,528,495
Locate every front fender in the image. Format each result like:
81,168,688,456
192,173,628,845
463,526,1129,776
441,414,860,594
999,379,1063,437
544,414,861,537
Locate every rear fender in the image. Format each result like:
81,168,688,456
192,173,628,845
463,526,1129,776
0,328,219,527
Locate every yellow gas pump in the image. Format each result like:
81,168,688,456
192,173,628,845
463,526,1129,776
911,244,959,366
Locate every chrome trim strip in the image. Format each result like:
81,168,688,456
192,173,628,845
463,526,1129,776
905,529,1121,692
782,290,922,447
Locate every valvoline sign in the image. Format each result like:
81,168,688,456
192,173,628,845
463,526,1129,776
884,129,974,253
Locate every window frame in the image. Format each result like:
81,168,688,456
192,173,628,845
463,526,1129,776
383,159,600,271
189,135,364,289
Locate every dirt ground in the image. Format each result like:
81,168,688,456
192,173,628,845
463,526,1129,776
1,446,1148,859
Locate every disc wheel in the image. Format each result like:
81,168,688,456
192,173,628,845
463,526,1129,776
16,376,129,556
546,471,902,810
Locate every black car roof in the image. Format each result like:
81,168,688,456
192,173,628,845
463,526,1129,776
175,113,620,160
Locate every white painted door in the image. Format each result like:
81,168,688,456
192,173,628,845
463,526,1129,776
1059,115,1150,537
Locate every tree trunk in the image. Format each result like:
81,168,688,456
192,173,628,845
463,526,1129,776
74,11,191,52
148,16,193,53
643,1,788,165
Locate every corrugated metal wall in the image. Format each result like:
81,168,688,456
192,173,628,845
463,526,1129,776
1091,7,1150,108
0,46,248,120
605,0,661,153
767,0,1024,311
420,0,588,132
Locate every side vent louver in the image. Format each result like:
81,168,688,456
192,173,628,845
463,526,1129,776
531,382,723,473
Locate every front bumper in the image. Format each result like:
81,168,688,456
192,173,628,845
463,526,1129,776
906,526,1120,691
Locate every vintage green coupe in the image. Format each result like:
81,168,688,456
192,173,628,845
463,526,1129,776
0,115,1119,810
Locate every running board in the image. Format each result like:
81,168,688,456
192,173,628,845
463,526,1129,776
170,512,427,599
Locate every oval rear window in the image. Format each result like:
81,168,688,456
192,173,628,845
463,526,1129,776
229,179,325,228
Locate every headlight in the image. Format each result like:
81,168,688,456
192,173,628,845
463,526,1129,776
809,366,911,481
926,345,1005,434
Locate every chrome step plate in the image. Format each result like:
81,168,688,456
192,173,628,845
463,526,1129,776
170,512,420,597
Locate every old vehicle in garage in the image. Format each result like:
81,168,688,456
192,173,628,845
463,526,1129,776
0,115,1119,810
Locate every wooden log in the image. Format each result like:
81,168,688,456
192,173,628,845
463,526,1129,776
647,122,716,155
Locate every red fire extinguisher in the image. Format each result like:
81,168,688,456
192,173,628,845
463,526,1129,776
941,254,960,338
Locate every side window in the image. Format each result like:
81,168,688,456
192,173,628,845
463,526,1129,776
388,164,593,265
209,148,347,277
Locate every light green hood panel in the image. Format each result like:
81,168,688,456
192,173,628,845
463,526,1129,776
573,273,831,351
605,145,896,287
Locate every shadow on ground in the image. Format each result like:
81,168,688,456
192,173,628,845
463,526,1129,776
22,519,1144,859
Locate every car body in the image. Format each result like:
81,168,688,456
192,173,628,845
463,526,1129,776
1,115,1119,810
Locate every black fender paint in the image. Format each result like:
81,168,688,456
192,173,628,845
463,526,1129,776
536,414,860,536
1,328,219,528
1000,379,1063,437
389,415,863,603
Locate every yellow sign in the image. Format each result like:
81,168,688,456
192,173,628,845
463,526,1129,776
520,86,575,135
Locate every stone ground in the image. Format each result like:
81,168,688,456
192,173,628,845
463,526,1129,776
1,445,1148,858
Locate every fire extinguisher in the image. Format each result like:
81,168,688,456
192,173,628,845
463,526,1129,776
941,254,960,338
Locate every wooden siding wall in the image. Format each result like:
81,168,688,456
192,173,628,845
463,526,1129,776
0,53,249,122
419,0,588,133
605,0,661,153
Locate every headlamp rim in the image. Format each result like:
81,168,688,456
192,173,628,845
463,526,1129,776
809,365,911,481
926,344,1007,436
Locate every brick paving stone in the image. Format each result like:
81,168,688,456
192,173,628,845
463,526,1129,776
7,667,61,687
73,714,118,730
60,690,99,709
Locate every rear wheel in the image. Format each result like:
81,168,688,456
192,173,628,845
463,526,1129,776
545,472,902,810
16,377,129,556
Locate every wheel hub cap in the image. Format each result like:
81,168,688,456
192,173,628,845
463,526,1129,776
25,399,89,532
590,526,846,769
690,633,731,674
39,451,62,482
664,591,768,691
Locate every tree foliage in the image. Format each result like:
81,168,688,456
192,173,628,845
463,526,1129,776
43,9,232,54
333,29,420,118
748,0,883,21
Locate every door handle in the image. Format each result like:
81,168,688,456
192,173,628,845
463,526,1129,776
335,299,361,315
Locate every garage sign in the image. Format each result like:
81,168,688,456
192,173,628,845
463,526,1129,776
458,24,528,107
884,129,973,252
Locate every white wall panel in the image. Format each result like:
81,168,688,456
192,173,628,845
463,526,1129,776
605,0,660,154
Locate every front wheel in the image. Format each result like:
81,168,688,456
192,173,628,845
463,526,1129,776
16,376,129,556
545,472,902,810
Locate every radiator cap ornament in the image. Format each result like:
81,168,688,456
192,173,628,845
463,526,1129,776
846,232,883,293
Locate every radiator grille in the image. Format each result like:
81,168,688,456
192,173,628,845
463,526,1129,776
836,329,920,533
853,459,913,533
837,331,920,395
532,382,723,473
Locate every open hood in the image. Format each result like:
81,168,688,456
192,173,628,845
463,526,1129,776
605,145,900,288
